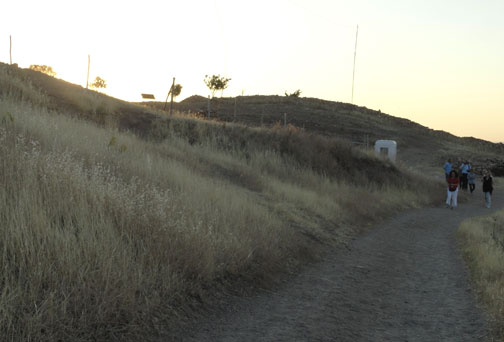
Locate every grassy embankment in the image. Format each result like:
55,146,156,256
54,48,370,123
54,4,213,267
0,63,441,341
153,95,504,170
458,188,504,340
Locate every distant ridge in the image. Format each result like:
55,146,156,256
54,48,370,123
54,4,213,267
0,61,501,175
146,95,504,174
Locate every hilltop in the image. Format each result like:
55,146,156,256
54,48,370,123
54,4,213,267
2,61,501,173
147,95,504,174
175,96,504,171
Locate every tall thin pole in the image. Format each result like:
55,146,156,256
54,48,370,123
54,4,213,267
233,97,237,122
207,96,211,118
163,91,169,110
86,55,91,89
351,25,359,104
9,35,12,65
169,77,175,116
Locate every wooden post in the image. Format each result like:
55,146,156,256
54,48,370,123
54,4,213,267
169,77,175,115
9,35,12,65
207,96,211,118
163,92,169,111
86,55,90,89
163,79,172,111
233,97,237,122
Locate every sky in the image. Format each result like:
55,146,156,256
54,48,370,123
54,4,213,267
1,0,503,142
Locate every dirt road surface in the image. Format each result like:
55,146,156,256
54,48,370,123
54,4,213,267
166,189,502,342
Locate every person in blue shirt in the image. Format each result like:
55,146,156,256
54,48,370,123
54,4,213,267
459,160,471,190
467,170,476,193
442,159,452,181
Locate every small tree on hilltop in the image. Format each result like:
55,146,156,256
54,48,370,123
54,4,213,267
169,83,183,100
90,76,107,90
204,74,231,98
29,64,57,77
285,89,302,97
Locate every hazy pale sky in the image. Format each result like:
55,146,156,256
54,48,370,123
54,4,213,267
1,0,503,142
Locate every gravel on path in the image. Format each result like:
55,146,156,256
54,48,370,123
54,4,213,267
165,189,502,342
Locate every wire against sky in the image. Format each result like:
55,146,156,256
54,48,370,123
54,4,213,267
351,24,358,104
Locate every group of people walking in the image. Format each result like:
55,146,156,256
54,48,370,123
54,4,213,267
443,158,494,210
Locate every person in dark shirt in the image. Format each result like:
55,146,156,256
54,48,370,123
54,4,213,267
482,169,493,208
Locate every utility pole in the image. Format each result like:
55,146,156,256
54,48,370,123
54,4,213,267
9,35,12,65
351,24,359,104
86,55,90,89
207,96,211,118
233,97,237,122
163,81,170,110
169,77,175,116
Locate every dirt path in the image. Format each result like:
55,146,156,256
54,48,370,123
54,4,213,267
166,189,502,342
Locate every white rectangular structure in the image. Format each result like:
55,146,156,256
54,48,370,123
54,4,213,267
374,140,397,162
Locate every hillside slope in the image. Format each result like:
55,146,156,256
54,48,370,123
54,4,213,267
0,62,445,341
151,95,504,174
2,61,502,173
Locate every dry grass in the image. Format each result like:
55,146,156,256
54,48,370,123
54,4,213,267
0,64,49,107
457,207,504,340
0,62,442,341
159,95,504,168
0,101,290,341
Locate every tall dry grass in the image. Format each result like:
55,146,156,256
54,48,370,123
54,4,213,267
0,64,441,341
0,101,291,341
0,64,49,107
457,208,504,340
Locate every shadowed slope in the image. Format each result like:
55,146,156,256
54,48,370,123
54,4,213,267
159,95,504,172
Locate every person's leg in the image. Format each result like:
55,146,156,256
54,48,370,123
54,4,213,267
446,189,451,207
470,184,475,193
452,188,458,208
485,192,491,208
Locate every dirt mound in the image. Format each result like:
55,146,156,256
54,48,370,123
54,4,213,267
180,95,207,105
